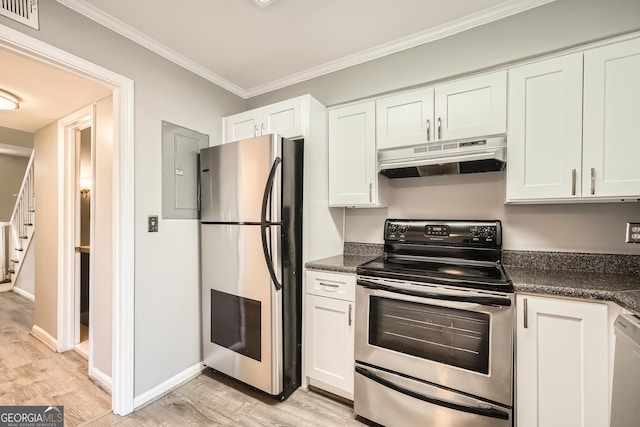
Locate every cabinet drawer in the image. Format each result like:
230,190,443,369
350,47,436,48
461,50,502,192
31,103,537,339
306,270,355,301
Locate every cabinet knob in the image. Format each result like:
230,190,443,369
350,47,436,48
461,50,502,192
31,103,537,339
523,297,528,329
369,183,373,203
590,168,596,195
437,117,442,140
426,119,431,141
571,169,577,196
253,125,258,137
348,303,352,326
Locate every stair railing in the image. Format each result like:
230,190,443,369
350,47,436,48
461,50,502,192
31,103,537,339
6,150,35,285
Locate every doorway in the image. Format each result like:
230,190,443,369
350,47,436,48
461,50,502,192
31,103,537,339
74,125,93,358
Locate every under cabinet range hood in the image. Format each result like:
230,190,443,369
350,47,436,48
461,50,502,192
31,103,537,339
378,136,506,178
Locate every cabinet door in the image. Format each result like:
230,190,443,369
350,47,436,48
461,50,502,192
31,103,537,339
434,70,507,141
516,295,609,427
507,54,584,201
305,293,354,399
376,87,434,150
583,37,640,198
223,109,261,143
261,96,304,139
328,102,382,207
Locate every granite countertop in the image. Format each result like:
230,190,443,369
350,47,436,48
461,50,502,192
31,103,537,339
305,244,640,314
305,254,378,274
507,266,640,313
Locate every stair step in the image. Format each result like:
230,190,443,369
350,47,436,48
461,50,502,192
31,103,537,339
10,259,19,264
19,236,28,239
7,270,15,274
24,223,33,226
0,279,10,284
28,208,35,213
15,248,23,252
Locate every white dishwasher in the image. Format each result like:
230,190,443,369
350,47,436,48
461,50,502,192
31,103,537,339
610,313,640,427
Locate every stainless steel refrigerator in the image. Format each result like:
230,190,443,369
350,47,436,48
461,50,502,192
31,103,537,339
200,134,303,399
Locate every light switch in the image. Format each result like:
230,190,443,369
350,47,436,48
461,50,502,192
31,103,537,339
148,215,159,232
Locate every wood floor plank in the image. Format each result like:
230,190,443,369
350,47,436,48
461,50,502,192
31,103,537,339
2,291,373,426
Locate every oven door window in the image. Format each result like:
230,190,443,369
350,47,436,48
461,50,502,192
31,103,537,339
369,296,490,374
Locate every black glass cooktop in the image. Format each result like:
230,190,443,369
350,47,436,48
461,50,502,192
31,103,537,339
357,255,513,292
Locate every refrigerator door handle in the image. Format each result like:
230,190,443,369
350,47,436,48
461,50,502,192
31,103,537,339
261,156,282,291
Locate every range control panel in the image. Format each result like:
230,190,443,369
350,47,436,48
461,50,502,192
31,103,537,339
385,219,502,247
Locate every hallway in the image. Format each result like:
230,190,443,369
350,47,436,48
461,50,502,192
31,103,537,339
0,291,112,425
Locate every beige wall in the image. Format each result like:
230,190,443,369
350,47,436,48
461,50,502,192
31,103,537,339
33,122,58,338
0,154,29,221
248,0,640,255
92,96,113,378
0,126,33,148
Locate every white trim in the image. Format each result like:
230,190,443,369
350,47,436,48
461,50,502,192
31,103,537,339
55,0,244,97
58,106,93,354
56,0,554,98
90,366,113,394
0,23,135,416
11,286,34,301
31,325,58,352
133,363,205,409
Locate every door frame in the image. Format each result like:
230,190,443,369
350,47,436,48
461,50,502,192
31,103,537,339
0,26,135,415
58,106,94,359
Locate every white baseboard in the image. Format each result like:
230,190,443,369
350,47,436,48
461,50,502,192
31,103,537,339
31,325,58,352
12,286,34,301
90,366,113,394
133,362,204,409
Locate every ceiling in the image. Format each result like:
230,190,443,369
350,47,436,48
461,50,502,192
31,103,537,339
0,0,552,134
0,47,112,133
60,0,553,98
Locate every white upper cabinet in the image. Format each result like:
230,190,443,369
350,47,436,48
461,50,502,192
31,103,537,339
376,71,507,150
507,53,584,201
223,96,304,143
376,88,434,150
329,101,386,207
435,71,507,141
507,36,640,202
583,37,640,198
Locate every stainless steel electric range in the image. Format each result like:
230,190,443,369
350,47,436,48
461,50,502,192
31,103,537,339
354,219,514,427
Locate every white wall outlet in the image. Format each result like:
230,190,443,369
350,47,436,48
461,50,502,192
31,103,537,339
626,222,640,243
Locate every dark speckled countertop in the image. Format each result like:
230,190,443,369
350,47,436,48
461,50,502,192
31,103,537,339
305,244,640,314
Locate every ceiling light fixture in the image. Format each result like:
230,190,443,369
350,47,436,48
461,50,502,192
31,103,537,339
0,89,19,110
252,0,278,7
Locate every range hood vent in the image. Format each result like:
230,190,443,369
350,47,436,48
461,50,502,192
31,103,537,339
378,136,506,179
1,0,39,30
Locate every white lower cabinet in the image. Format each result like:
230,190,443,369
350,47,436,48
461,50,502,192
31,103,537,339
304,270,355,400
516,294,609,427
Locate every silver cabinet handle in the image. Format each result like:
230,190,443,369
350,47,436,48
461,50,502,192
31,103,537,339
369,183,373,203
348,304,352,326
253,124,259,137
437,117,442,140
319,282,339,289
590,168,596,195
523,297,528,329
571,169,576,196
261,123,265,136
426,119,431,141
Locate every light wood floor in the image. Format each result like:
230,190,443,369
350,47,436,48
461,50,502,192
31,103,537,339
1,291,372,426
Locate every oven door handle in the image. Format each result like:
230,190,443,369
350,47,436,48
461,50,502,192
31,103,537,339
357,279,512,307
355,366,510,420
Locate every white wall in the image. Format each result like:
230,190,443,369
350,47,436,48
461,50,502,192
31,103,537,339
0,1,245,397
34,122,58,338
0,154,29,221
247,0,640,255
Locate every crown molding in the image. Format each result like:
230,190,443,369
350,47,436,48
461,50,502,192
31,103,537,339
57,0,554,99
56,0,246,97
244,0,555,97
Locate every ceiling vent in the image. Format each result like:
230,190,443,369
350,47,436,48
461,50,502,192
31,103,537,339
1,0,39,30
